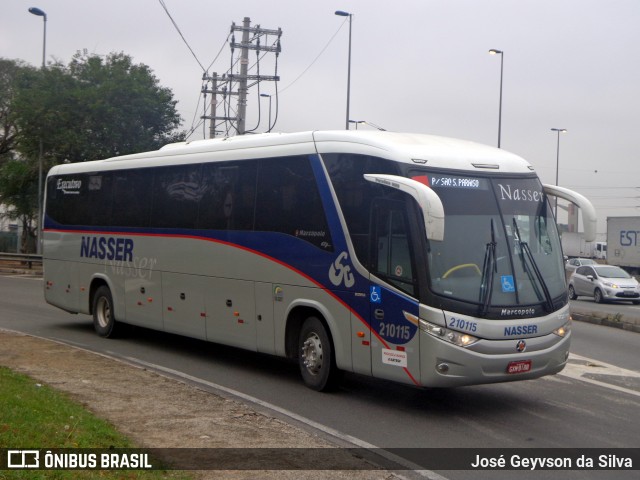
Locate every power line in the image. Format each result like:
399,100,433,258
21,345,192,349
205,33,232,74
280,19,346,94
158,0,206,72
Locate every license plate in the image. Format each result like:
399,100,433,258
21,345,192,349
507,360,532,374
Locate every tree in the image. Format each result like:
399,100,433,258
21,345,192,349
0,159,37,252
0,52,185,252
0,59,34,164
13,52,184,163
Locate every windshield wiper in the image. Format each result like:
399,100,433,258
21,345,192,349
512,218,554,311
478,219,497,316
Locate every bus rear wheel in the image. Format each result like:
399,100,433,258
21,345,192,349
92,286,119,338
298,316,340,392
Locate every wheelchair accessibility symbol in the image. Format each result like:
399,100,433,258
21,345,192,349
370,286,382,304
501,275,515,293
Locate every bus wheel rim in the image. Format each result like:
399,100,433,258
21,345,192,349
302,332,323,376
96,297,110,328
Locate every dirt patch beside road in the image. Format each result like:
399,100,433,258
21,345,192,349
0,330,399,479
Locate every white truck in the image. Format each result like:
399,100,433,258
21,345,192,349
607,216,640,274
562,232,607,260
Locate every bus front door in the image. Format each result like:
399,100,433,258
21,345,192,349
369,200,421,385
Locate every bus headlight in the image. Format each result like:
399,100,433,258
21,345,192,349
553,320,571,338
419,319,479,347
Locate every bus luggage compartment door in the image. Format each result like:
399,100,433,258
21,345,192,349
44,259,79,312
205,277,257,351
162,272,206,340
124,276,164,330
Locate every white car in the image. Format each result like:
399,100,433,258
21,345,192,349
565,257,597,275
568,265,640,304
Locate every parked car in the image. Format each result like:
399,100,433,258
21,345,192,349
568,265,640,304
565,257,597,275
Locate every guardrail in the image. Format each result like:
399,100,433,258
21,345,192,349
0,253,43,270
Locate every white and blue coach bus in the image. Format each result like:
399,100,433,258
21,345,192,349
43,131,596,391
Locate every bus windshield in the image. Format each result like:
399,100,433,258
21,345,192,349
412,171,565,313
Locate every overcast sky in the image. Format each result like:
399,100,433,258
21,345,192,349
3,0,640,235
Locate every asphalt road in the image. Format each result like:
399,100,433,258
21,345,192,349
1,275,638,480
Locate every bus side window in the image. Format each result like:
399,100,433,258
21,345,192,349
322,153,398,264
197,161,257,231
372,200,417,297
46,173,113,227
255,156,332,250
152,164,201,229
111,169,153,228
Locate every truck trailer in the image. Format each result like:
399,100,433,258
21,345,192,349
607,216,640,274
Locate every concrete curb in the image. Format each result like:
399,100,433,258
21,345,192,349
571,309,640,334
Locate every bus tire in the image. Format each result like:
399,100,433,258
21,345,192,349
92,286,119,338
298,316,340,392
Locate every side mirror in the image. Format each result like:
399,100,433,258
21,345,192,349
364,174,445,241
543,184,597,242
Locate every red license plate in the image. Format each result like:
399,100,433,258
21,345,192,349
507,360,532,374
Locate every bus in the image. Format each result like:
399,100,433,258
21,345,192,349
43,131,597,391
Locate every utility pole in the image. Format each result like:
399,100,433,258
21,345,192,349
201,72,238,138
209,73,217,139
236,17,251,135
202,17,281,137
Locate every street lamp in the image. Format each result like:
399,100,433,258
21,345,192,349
29,6,47,255
335,10,353,130
551,128,567,218
29,7,47,68
260,94,272,132
488,49,503,148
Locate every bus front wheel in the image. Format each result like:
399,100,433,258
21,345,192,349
298,316,340,392
92,286,119,338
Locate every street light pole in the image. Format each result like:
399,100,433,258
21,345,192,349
335,10,352,130
29,7,47,255
551,128,567,219
488,49,503,148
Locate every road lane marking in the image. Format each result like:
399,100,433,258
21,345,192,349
558,353,640,398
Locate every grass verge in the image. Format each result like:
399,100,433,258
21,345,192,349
0,366,190,479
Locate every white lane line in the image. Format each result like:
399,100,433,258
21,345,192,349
558,353,640,398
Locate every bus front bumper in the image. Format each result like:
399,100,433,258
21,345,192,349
419,330,571,388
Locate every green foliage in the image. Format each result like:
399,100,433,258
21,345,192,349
0,53,185,252
0,58,35,162
12,52,184,163
0,159,36,219
0,366,130,448
0,159,37,251
0,367,191,480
